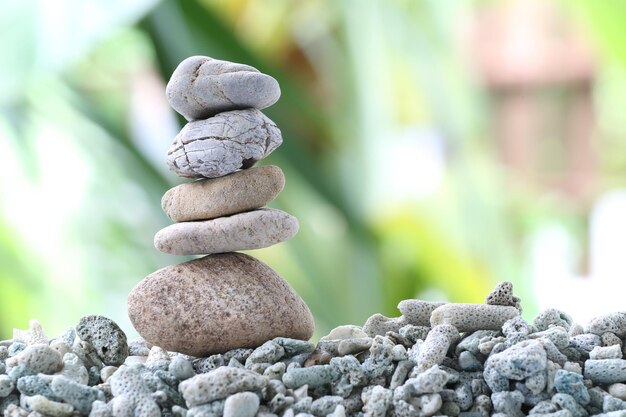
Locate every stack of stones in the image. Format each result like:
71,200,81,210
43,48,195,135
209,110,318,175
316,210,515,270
128,56,315,357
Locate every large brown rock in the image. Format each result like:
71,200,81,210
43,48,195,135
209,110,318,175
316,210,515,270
162,165,285,222
127,253,314,356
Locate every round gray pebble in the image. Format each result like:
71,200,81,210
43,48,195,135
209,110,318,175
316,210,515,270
223,392,260,417
76,316,128,366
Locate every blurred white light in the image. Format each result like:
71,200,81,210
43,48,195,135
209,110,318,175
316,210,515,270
369,126,445,213
532,190,626,326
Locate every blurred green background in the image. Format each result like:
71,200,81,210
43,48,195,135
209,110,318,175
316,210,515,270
2,0,626,340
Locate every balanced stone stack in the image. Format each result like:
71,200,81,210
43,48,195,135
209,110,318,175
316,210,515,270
128,56,315,357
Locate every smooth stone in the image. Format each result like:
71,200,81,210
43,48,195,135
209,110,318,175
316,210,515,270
154,208,298,255
127,253,314,356
162,165,285,222
223,392,260,417
166,55,281,121
167,109,282,179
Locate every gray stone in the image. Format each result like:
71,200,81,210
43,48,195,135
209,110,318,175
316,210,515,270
16,375,59,401
89,400,112,417
484,340,547,392
397,300,447,327
552,393,587,417
128,253,314,357
590,345,623,360
337,339,372,356
246,341,285,367
491,391,524,417
167,109,282,179
24,395,73,417
415,324,459,373
272,338,315,357
362,314,407,337
162,165,284,222
458,351,483,371
169,356,196,381
6,344,61,374
406,365,448,394
609,383,626,401
128,339,150,356
186,400,225,417
99,366,117,383
362,386,391,417
485,282,521,310
263,362,286,380
50,376,104,414
12,320,48,346
310,395,343,415
430,303,520,333
223,392,260,417
587,313,626,338
554,370,590,405
570,333,601,354
166,56,280,121
534,308,573,332
283,365,334,389
76,315,128,366
154,208,298,255
58,353,89,385
585,359,626,384
320,326,368,341
0,375,14,398
179,367,268,407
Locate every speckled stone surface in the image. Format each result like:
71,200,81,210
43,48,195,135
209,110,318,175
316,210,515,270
127,253,314,356
166,56,280,121
430,303,520,333
161,165,285,222
153,208,299,255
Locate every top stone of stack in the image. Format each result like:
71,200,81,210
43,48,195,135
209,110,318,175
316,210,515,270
166,56,281,121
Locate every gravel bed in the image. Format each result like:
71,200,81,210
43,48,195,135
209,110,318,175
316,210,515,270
2,282,626,417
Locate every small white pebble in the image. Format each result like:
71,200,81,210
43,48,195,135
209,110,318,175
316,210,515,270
589,344,623,360
609,383,626,401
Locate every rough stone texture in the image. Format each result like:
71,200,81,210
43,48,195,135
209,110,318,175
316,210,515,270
587,312,626,338
179,367,268,407
128,253,314,356
50,376,104,414
5,344,62,374
24,395,74,417
397,300,447,326
76,316,128,367
484,281,521,311
162,165,284,222
483,340,548,392
585,359,626,384
12,320,48,346
362,314,407,337
430,303,520,333
167,109,282,179
533,308,573,332
414,324,459,373
166,56,281,121
154,208,298,256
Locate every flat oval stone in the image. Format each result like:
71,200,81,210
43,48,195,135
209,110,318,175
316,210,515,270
162,165,284,222
166,55,281,121
167,109,282,179
127,253,315,356
154,208,298,255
